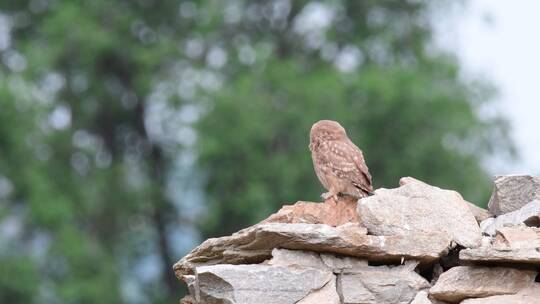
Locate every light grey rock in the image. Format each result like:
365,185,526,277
267,248,328,270
186,251,431,304
483,200,540,236
411,291,433,304
267,249,430,304
339,262,430,304
465,201,493,223
488,175,540,215
297,277,340,304
410,291,450,304
479,218,494,232
494,226,540,249
195,264,334,304
319,253,369,272
267,248,370,273
358,177,482,248
460,246,540,265
182,275,199,302
429,266,537,303
460,226,540,265
174,222,452,277
460,283,540,304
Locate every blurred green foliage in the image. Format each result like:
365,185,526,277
0,0,512,303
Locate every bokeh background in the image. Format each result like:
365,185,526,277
0,0,537,303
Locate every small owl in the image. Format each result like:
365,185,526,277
309,120,373,201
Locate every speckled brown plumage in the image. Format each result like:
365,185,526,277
309,120,373,200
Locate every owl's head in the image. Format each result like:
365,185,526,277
309,120,347,148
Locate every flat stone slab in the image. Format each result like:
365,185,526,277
268,248,332,270
174,222,452,277
339,263,430,304
429,266,537,302
460,246,540,265
358,177,481,248
194,264,335,304
488,175,540,215
494,226,540,249
482,200,540,236
460,226,540,265
297,276,340,304
460,284,540,304
268,248,369,272
411,291,432,304
411,291,448,304
182,248,434,304
269,249,429,304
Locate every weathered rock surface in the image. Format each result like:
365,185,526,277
479,217,494,232
482,200,540,235
429,266,537,302
262,250,343,304
411,291,448,304
339,262,430,304
263,198,359,226
268,248,370,272
270,249,429,304
465,201,493,222
267,248,330,269
174,222,452,277
297,277,340,304
411,291,432,304
319,253,370,272
460,246,540,265
358,177,482,248
494,226,540,249
185,248,433,304
460,226,540,265
460,284,540,304
193,264,334,304
488,175,540,215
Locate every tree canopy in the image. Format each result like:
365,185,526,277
0,1,512,303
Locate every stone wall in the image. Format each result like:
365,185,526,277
174,175,540,304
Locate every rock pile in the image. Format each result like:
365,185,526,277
174,175,540,304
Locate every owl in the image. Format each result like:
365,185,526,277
309,120,373,201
